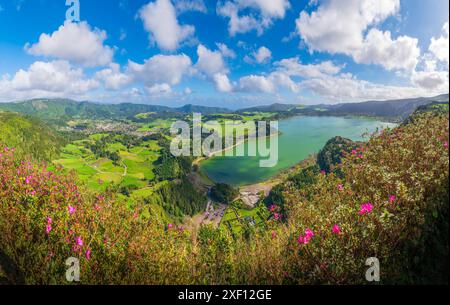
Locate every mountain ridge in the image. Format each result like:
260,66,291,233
0,93,448,122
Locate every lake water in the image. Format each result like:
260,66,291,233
200,116,397,187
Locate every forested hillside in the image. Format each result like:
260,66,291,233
0,112,65,161
0,111,447,284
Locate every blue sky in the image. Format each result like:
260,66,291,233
0,0,448,108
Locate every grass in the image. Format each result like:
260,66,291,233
53,134,161,192
220,202,270,235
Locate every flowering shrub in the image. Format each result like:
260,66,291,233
0,147,195,284
0,112,448,284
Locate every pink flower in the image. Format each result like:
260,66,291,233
297,228,314,245
271,231,277,239
273,212,280,220
4,147,9,152
444,141,448,148
359,203,374,215
333,224,341,235
46,217,53,225
320,170,326,175
304,228,315,237
25,175,32,184
45,224,52,235
269,204,277,212
85,249,91,260
388,195,396,203
338,184,344,191
76,236,83,246
351,149,358,155
68,205,76,215
168,224,173,230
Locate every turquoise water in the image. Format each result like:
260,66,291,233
200,116,397,186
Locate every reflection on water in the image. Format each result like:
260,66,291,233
201,116,397,187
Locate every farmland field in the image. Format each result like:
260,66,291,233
53,133,161,191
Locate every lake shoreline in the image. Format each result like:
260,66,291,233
199,115,397,187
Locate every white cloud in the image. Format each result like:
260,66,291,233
127,54,193,86
237,0,290,18
216,43,237,59
299,73,436,102
195,44,234,93
0,61,99,102
239,75,275,93
95,63,131,90
174,0,207,13
411,70,449,91
411,20,449,92
275,57,342,78
195,44,228,77
213,73,233,92
146,83,172,95
217,0,290,36
429,21,449,67
26,21,114,67
296,0,420,71
250,46,272,64
352,29,420,71
139,0,195,51
217,2,261,36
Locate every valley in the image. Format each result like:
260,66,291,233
0,96,447,234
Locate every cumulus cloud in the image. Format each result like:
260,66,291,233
411,20,449,92
296,0,420,71
353,29,419,71
217,0,290,36
245,46,272,64
127,54,193,88
275,57,342,78
237,0,290,18
213,73,233,92
0,60,99,102
298,72,441,102
429,21,449,67
95,63,131,90
146,83,172,95
26,21,114,67
236,53,446,101
195,44,228,77
194,44,234,92
139,0,195,51
216,43,237,59
239,75,275,93
411,70,448,91
174,0,207,13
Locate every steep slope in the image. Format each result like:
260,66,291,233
0,112,447,284
0,112,64,161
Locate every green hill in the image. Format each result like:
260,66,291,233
0,112,64,161
0,99,233,124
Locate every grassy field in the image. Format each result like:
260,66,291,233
137,118,178,132
220,202,270,236
53,133,161,191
